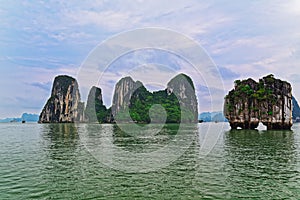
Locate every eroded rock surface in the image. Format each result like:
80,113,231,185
111,73,198,123
85,86,109,123
224,74,292,130
39,75,84,123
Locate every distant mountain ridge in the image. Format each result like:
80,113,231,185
292,96,300,121
21,113,39,122
0,113,39,123
199,111,228,122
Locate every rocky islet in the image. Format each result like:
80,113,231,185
224,74,293,130
39,75,84,123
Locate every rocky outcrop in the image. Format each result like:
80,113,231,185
167,73,198,122
111,74,198,123
224,74,293,130
111,77,143,119
85,86,109,123
39,73,198,124
39,75,84,123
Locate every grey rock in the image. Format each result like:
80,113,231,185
111,76,143,120
167,73,198,122
224,74,293,130
39,75,84,123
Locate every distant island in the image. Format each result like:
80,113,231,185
292,96,300,122
38,74,198,124
198,111,228,122
224,74,294,130
0,113,39,123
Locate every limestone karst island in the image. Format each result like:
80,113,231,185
39,74,198,124
224,74,293,130
39,73,299,131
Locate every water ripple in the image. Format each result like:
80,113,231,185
0,123,299,199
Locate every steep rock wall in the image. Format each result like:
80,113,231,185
39,75,84,123
224,74,292,130
111,74,198,123
167,73,198,122
85,86,109,123
111,76,143,120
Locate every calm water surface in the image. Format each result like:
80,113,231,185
0,122,300,199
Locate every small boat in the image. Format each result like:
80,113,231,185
22,120,26,123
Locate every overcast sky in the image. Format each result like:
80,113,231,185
1,0,300,118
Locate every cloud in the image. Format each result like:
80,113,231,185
218,66,240,80
48,32,93,42
1,0,300,116
29,81,52,92
196,83,226,111
66,10,141,31
288,74,300,83
4,56,77,69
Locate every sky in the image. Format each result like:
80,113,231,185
1,0,300,118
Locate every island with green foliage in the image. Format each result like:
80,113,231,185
111,73,198,123
84,86,111,123
224,74,293,130
39,73,198,124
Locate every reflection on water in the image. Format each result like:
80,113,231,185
223,129,300,199
81,123,198,172
112,124,180,153
40,124,84,199
43,123,79,149
42,123,200,198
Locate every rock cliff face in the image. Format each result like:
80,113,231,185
39,75,84,123
167,73,198,122
39,73,198,124
224,74,293,130
111,74,198,123
111,77,143,119
85,86,109,123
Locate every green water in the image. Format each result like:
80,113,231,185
0,123,300,199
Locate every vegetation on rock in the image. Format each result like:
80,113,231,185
39,73,198,124
127,87,183,123
85,86,110,123
112,73,198,124
224,74,293,130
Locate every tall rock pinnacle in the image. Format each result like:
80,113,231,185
39,75,84,123
167,73,198,122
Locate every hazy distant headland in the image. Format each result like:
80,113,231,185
0,113,39,123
